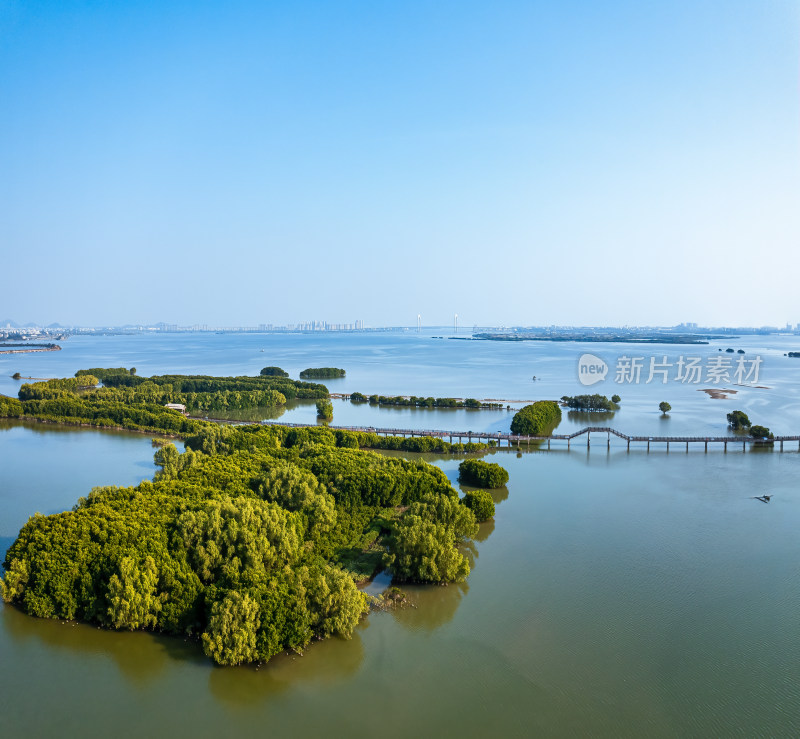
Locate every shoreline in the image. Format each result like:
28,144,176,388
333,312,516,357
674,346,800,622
0,344,61,355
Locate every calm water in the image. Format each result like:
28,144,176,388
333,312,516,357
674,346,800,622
2,330,800,435
1,333,799,737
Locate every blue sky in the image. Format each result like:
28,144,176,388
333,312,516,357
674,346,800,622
2,0,798,327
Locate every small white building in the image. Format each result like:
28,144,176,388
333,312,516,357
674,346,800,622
164,403,187,415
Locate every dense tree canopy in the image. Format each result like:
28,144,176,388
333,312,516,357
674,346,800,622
510,401,562,435
260,366,289,377
727,410,751,430
462,490,495,522
357,394,502,410
560,394,619,411
1,373,496,454
300,368,346,379
2,416,490,665
458,459,509,488
316,399,333,420
0,370,333,434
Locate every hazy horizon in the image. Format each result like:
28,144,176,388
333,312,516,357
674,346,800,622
2,317,797,331
3,1,799,327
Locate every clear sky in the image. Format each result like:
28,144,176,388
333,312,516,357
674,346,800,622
2,0,798,328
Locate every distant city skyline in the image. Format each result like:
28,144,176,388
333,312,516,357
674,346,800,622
2,1,798,327
2,317,798,334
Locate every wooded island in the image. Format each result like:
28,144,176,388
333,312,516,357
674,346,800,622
0,369,503,666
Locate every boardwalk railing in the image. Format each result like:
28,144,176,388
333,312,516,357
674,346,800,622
260,422,800,453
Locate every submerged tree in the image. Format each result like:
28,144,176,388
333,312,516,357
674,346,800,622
659,401,671,415
458,459,508,488
316,399,333,420
462,490,495,522
727,410,751,430
510,401,562,435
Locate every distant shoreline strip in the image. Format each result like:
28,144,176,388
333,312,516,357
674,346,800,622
0,344,61,354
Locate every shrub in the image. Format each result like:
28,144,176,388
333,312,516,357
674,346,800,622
300,368,346,379
316,399,333,420
462,490,495,522
560,394,619,411
727,410,751,430
510,401,561,435
458,459,509,488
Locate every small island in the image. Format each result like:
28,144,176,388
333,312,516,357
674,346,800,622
560,394,620,411
300,367,346,379
510,401,562,435
0,369,503,667
0,342,61,354
349,392,504,410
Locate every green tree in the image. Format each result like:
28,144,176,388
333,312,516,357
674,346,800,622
727,410,751,430
107,556,161,630
303,564,369,638
749,425,773,439
316,399,333,420
458,459,509,488
510,401,562,435
659,401,671,414
462,490,495,522
386,516,470,583
560,394,618,411
300,368,346,379
611,394,621,404
202,590,261,666
260,366,289,377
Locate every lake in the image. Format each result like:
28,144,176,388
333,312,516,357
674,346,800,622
1,332,798,736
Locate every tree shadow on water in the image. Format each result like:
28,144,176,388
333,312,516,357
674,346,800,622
207,631,366,707
0,602,194,685
473,518,496,544
390,581,469,633
567,410,616,425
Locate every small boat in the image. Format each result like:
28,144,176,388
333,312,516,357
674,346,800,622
753,494,772,503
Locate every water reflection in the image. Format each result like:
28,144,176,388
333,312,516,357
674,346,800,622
1,602,203,685
192,403,287,423
391,582,469,632
473,518,496,543
567,410,616,424
208,630,366,707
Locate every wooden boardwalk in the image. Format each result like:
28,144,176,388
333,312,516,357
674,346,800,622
262,422,800,453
